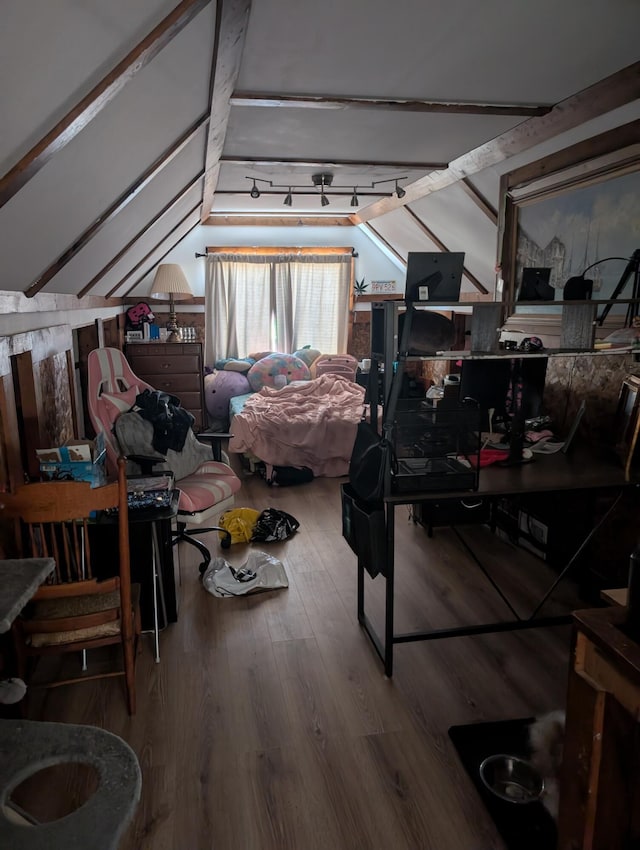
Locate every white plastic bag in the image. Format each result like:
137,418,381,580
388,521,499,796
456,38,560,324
202,550,289,597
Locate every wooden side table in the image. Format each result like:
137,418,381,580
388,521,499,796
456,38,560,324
558,606,640,849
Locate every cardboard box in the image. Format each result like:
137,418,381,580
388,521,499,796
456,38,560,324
36,433,107,487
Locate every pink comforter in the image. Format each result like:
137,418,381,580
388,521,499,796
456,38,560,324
229,373,366,476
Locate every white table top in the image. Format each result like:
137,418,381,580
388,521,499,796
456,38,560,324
0,558,55,633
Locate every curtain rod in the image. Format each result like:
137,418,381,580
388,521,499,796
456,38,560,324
196,247,357,257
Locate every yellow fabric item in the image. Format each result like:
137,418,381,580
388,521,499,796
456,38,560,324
218,507,261,543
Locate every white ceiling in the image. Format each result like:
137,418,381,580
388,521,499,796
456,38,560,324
0,0,638,298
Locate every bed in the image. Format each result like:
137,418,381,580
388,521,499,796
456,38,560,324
228,372,365,476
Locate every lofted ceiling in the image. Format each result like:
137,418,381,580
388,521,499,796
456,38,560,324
0,0,639,302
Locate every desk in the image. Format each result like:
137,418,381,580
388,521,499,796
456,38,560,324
357,448,632,676
127,490,179,663
93,491,180,663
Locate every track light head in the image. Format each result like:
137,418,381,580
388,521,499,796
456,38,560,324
250,179,260,199
283,189,293,207
350,188,359,207
395,181,406,199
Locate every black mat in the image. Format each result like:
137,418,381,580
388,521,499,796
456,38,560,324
448,718,557,850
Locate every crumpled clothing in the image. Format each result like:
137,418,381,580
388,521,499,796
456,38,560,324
134,389,194,454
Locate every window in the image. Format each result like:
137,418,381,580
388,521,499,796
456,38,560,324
204,249,352,363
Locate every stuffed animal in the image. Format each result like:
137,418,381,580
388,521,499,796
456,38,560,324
125,301,155,330
204,371,251,429
247,353,310,392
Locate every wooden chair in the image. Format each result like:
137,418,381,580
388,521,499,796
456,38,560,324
2,457,140,714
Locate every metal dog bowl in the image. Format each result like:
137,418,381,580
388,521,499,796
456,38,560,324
479,754,544,804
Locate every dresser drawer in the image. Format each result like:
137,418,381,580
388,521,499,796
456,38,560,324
127,343,201,357
129,354,201,376
168,391,202,411
143,374,202,395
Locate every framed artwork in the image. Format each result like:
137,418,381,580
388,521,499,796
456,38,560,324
498,120,640,318
614,374,640,481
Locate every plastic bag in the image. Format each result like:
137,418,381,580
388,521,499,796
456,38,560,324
251,508,300,542
202,550,289,597
218,507,261,543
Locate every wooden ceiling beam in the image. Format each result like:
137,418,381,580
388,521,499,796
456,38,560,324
0,291,122,315
201,0,252,222
459,178,498,225
203,215,353,226
25,114,209,298
78,173,204,298
221,156,445,170
230,92,551,117
403,207,489,295
354,60,640,223
0,0,211,208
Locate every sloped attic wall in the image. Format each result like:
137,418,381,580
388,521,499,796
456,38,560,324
0,1,214,298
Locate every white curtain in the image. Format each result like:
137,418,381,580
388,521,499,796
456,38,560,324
205,253,351,365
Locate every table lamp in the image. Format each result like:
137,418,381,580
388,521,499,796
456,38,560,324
149,263,192,342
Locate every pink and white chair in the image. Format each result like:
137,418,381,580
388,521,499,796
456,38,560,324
87,347,241,570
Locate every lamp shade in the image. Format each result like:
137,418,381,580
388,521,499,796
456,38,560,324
149,264,192,300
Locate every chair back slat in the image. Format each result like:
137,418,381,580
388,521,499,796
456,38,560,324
0,456,138,714
2,465,130,621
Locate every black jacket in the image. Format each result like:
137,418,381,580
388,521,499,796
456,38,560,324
134,389,194,454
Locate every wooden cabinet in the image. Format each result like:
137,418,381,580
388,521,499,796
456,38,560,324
126,342,206,431
558,606,640,850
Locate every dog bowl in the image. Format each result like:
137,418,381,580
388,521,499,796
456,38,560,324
479,754,544,804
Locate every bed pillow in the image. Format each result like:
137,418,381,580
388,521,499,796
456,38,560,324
101,385,139,425
247,353,310,392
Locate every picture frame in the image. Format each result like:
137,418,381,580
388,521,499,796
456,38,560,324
498,120,640,316
613,374,640,481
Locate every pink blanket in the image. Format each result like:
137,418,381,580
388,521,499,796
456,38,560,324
229,373,365,476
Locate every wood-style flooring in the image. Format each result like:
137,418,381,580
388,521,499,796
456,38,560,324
16,469,578,850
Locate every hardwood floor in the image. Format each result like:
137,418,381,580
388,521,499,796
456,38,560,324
18,471,576,850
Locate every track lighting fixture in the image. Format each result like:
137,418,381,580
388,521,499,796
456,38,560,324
245,173,408,207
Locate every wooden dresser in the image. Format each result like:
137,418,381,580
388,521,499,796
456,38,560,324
125,342,207,431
